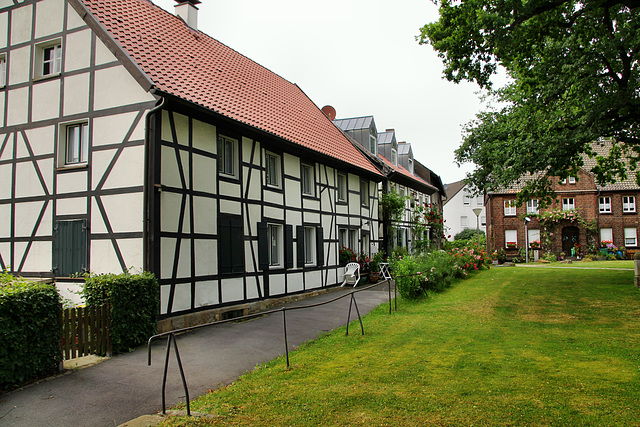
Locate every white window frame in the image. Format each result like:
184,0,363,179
460,216,468,228
505,229,517,248
58,120,89,167
561,177,576,184
268,223,283,267
337,173,347,202
599,196,611,213
349,229,358,253
600,228,613,244
338,227,347,248
623,196,636,213
0,55,6,88
526,199,539,214
463,191,471,206
408,157,413,174
265,151,281,188
476,195,483,206
35,39,62,79
360,180,369,208
369,133,377,156
528,229,540,246
304,226,316,265
301,163,314,196
218,135,238,179
562,198,575,211
480,215,486,226
391,148,397,165
625,227,637,247
504,200,516,216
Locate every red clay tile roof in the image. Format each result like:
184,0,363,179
79,0,381,176
378,154,438,194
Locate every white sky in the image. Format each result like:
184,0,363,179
153,0,490,184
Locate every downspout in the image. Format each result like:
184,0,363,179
143,96,166,273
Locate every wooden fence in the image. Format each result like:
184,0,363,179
61,304,112,360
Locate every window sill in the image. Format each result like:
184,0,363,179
56,163,88,172
33,72,61,82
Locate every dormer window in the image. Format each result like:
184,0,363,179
391,148,397,165
35,39,62,79
369,127,377,156
408,157,413,174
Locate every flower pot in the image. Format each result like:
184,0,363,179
369,272,380,283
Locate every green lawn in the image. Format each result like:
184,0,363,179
163,267,640,426
520,260,633,269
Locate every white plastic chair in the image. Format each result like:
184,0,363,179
341,262,361,287
379,262,392,281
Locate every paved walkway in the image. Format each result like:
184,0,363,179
0,283,393,426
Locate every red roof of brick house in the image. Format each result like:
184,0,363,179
378,154,438,194
76,0,381,176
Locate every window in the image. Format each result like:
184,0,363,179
304,227,316,265
561,177,576,184
349,229,358,253
623,196,636,213
480,215,486,226
301,163,314,196
59,121,89,166
600,228,613,244
391,148,397,165
337,173,347,202
528,229,540,246
0,55,6,88
35,39,62,78
527,199,539,214
362,233,370,256
463,191,471,206
504,200,516,216
476,195,483,206
218,215,245,274
268,224,282,267
460,216,468,228
265,151,281,188
218,135,238,178
338,227,347,248
562,198,575,211
625,228,637,246
408,158,413,174
505,229,517,248
369,133,377,155
360,180,369,207
599,196,611,213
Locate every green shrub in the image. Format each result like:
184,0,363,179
454,228,485,241
0,274,62,391
541,252,557,262
391,255,423,299
83,271,159,354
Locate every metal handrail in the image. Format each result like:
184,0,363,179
147,278,397,415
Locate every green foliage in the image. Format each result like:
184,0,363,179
454,228,486,241
420,1,640,198
84,271,159,354
391,246,491,299
380,190,407,224
541,252,558,262
369,251,386,273
411,202,446,254
0,274,62,391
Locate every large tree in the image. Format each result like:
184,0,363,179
420,0,640,203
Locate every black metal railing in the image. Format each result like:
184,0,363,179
147,278,397,415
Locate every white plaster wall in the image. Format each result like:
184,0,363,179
99,145,145,190
57,170,88,194
15,161,51,198
195,280,219,307
195,239,217,276
64,29,92,72
245,276,261,299
263,205,283,220
192,196,217,234
63,72,90,116
25,125,55,156
0,164,10,200
219,199,241,215
0,204,10,238
93,112,142,147
19,241,51,272
443,185,486,240
287,272,303,292
34,0,64,39
170,283,192,313
192,153,216,193
0,12,7,48
32,80,61,122
221,277,244,303
13,201,45,237
94,37,117,66
264,189,283,206
10,4,31,45
160,192,188,233
99,193,143,233
66,1,85,30
56,197,87,216
8,45,30,85
191,119,215,152
269,274,286,296
7,87,29,126
93,65,155,111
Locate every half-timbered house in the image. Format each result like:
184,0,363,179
0,0,383,323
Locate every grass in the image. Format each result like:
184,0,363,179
162,267,640,426
522,260,633,269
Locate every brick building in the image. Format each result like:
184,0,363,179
486,143,640,257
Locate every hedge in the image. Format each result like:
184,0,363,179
0,277,62,391
83,271,159,354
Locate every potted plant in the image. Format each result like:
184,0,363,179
530,240,540,249
369,251,386,283
339,245,355,265
506,242,517,249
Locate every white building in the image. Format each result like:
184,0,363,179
443,180,486,240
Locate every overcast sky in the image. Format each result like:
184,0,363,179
153,0,491,184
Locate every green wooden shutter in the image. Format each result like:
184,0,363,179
257,221,268,270
285,224,293,269
316,227,324,266
230,216,245,273
218,217,232,274
54,219,87,277
296,225,305,268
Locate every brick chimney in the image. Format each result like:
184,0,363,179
174,0,201,30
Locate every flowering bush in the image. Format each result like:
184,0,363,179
390,246,491,299
530,240,540,248
601,240,613,247
339,245,355,264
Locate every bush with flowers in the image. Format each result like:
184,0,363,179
390,246,492,299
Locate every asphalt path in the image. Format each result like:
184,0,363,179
0,282,393,426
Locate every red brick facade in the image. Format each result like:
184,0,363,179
486,169,640,255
